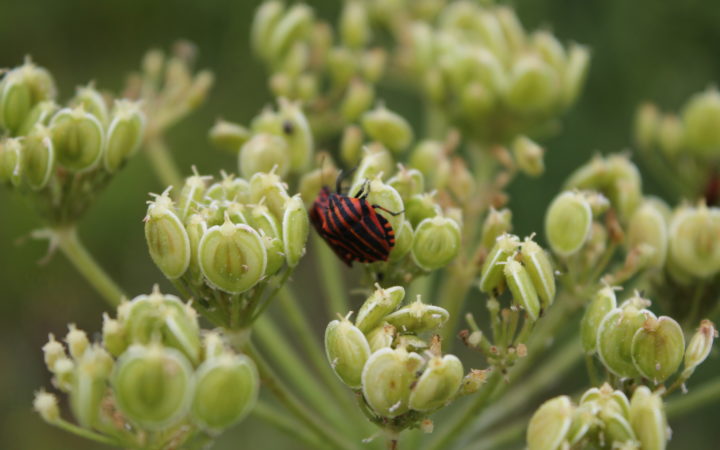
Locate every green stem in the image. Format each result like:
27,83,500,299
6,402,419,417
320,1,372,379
437,266,475,346
54,227,125,307
252,400,328,449
145,137,184,189
666,376,720,418
466,417,528,450
314,234,349,316
53,418,121,447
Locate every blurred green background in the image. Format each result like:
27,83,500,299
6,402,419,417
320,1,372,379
1,0,719,448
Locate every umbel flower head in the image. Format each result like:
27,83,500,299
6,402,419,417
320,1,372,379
35,287,259,447
144,169,309,328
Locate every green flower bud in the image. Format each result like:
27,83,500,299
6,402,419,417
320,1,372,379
682,87,720,156
597,301,654,378
481,208,513,249
405,193,440,228
1,62,56,135
325,316,371,388
409,354,463,412
278,98,313,172
261,234,285,277
282,194,309,267
479,234,520,293
177,172,209,222
361,48,386,83
251,1,286,61
145,191,191,279
17,100,57,136
657,114,685,157
0,138,23,186
112,344,194,430
21,126,54,190
561,43,590,108
496,7,526,52
668,204,720,278
71,345,113,428
209,119,250,154
505,55,559,114
239,133,290,179
207,175,250,203
388,220,414,262
627,200,668,268
70,85,109,125
409,140,449,189
298,162,339,207
599,408,636,443
520,238,556,309
566,402,595,445
513,135,545,177
296,73,319,101
580,383,630,418
341,80,375,122
340,0,371,49
279,42,309,77
504,257,541,321
248,171,291,221
356,285,405,333
605,155,642,220
366,323,396,352
251,107,283,134
191,354,259,430
198,218,267,294
43,334,67,371
629,386,669,450
52,357,75,392
268,4,314,62
340,125,364,166
362,105,414,154
634,103,660,151
65,324,89,360
353,176,405,232
581,287,617,354
683,319,717,378
533,31,566,71
33,391,60,424
565,155,610,190
104,100,144,173
631,315,684,383
387,167,425,203
384,297,449,333
103,313,127,357
328,47,358,89
545,191,592,257
527,396,573,450
411,215,461,271
361,347,423,417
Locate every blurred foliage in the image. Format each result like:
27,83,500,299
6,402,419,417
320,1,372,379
1,0,719,448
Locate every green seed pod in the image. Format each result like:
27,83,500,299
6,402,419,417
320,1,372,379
354,176,405,232
460,82,495,118
104,100,145,173
599,409,636,443
387,167,425,204
481,208,513,249
112,344,194,430
634,103,660,151
340,0,371,49
251,1,285,61
496,7,526,52
17,100,57,136
512,135,545,177
0,138,23,186
362,105,414,154
409,140,449,189
251,107,283,135
658,114,685,157
384,297,449,333
560,43,590,108
356,285,405,333
422,68,446,105
504,257,541,321
411,215,461,271
597,303,654,378
361,347,423,418
239,133,290,179
296,73,318,102
191,354,259,430
545,191,592,257
366,323,396,352
532,30,566,72
668,204,720,278
103,313,127,357
207,175,250,203
248,171,291,221
631,315,684,383
479,234,520,293
683,319,717,378
298,163,339,207
176,173,208,222
580,287,617,354
0,72,33,135
520,238,556,309
565,402,595,446
70,85,109,125
209,119,250,154
605,155,642,221
629,386,669,450
325,316,371,388
340,125,364,166
270,4,314,61
33,391,60,424
49,106,104,172
405,193,440,228
580,383,630,417
526,396,573,450
409,354,463,412
198,218,267,294
261,234,285,276
278,98,313,172
21,126,54,190
360,48,386,83
279,41,309,77
626,200,668,268
341,80,375,122
202,332,225,360
328,47,358,90
388,220,414,262
505,55,559,114
564,155,610,190
71,345,113,428
282,194,309,267
682,87,720,156
145,192,191,279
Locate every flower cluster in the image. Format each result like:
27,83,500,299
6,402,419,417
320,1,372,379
35,287,259,448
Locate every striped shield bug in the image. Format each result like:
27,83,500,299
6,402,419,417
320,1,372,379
310,171,399,266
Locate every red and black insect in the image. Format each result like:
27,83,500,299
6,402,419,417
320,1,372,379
310,172,398,267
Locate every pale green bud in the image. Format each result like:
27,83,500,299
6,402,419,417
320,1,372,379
248,171,291,221
17,100,57,136
384,297,449,333
409,140,449,189
325,316,371,388
328,47,358,90
251,1,286,60
422,68,447,104
599,408,636,443
605,155,642,221
505,55,559,114
668,204,720,278
565,155,610,190
407,23,434,72
52,357,75,392
207,175,250,203
191,354,259,430
0,62,56,135
42,334,67,371
580,383,630,418
176,172,208,222
21,126,54,190
65,324,89,360
532,30,566,71
626,201,668,268
340,0,371,49
203,332,225,360
48,106,104,172
356,285,405,333
545,191,593,257
629,386,669,450
520,238,556,309
279,42,309,77
298,162,339,207
186,214,208,285
360,48,386,83
631,315,684,383
341,80,375,122
580,287,617,354
296,73,319,101
239,133,290,179
112,344,194,430
447,157,476,204
387,167,425,203
634,103,660,151
340,125,364,166
411,215,461,271
682,87,720,156
496,7,526,53
279,98,313,172
597,301,654,378
527,396,573,450
479,234,520,293
0,138,23,186
481,208,513,249
460,82,495,118
388,220,414,262
103,313,127,357
269,73,294,99
366,323,396,352
33,391,60,424
504,257,541,321
104,100,144,173
566,402,595,445
362,105,414,154
353,176,405,232
251,106,282,134
657,114,685,157
268,4,314,62
683,319,717,378
409,354,463,412
476,11,510,63
512,135,545,177
561,43,590,107
198,218,267,294
361,347,423,417
71,345,113,428
209,119,250,154
145,191,191,279
405,193,440,228
282,194,309,267
70,85,109,125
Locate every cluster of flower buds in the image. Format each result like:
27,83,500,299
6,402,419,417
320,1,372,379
35,287,259,447
325,285,485,433
581,288,716,385
209,97,314,178
144,170,309,328
527,383,670,450
0,58,145,225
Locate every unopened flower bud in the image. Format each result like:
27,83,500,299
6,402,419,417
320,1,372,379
683,319,717,378
598,408,635,443
267,4,314,62
366,323,396,352
248,171,291,221
209,120,250,154
504,257,541,321
626,201,668,268
325,315,371,388
328,47,358,89
279,42,309,77
104,100,144,173
296,73,318,101
356,285,405,333
298,162,339,207
561,43,590,107
481,208,513,249
191,354,259,430
409,354,463,412
411,215,461,271
354,176,405,232
361,48,386,83
409,140,449,189
0,138,23,186
203,332,225,360
239,133,290,179
361,347,423,417
388,220,414,262
362,105,413,154
282,194,309,267
112,344,194,430
605,155,642,220
682,87,720,157
384,297,449,333
50,104,106,172
668,204,720,278
251,1,286,61
505,55,559,114
65,324,89,360
479,234,520,293
533,30,566,71
103,313,127,357
520,238,556,309
460,82,495,118
581,287,617,354
18,100,57,136
405,193,440,228
42,334,67,371
176,172,208,221
629,386,669,450
545,191,593,257
341,80,375,122
340,125,364,166
513,136,545,177
634,103,660,151
658,114,685,157
71,345,113,427
340,0,371,49
387,167,425,202
145,191,191,279
278,98,313,172
1,62,56,135
527,396,573,450
34,391,60,424
631,316,684,383
597,301,654,378
70,85,109,125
